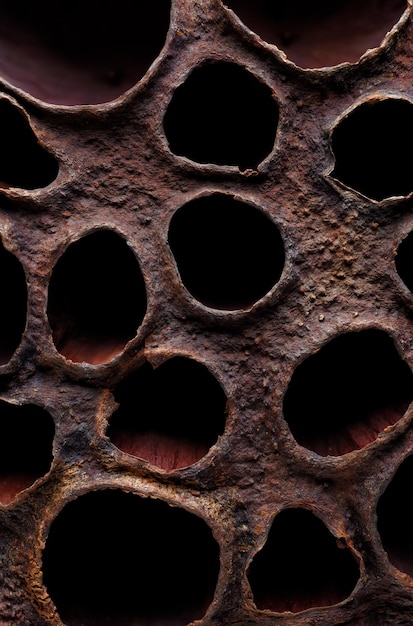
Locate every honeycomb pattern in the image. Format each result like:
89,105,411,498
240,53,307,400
0,1,413,625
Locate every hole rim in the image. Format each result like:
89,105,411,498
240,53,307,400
222,0,411,72
46,225,149,369
166,189,289,317
327,94,413,203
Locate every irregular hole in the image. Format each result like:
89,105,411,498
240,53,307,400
0,239,27,365
395,231,413,294
168,194,285,310
225,0,406,68
0,401,54,505
47,230,146,365
331,98,413,201
283,329,413,456
163,62,278,170
0,1,171,106
377,455,413,577
0,99,58,189
42,489,220,626
248,508,359,613
107,357,227,472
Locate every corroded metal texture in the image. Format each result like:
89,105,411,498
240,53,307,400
0,1,413,625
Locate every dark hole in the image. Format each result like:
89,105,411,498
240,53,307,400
395,231,413,294
107,357,227,471
331,99,413,201
0,401,54,505
377,455,413,577
283,329,413,456
47,230,147,365
225,0,406,68
0,99,58,189
248,508,359,613
42,489,220,626
168,194,285,310
163,62,278,170
0,0,171,105
0,239,27,365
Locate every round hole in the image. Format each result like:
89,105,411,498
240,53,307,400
248,508,359,612
0,99,58,189
42,489,220,626
395,230,413,294
377,455,413,577
168,194,285,310
47,230,147,365
163,62,278,170
283,329,413,456
0,239,27,365
331,98,413,201
225,0,407,68
0,1,171,106
0,401,54,505
106,356,227,471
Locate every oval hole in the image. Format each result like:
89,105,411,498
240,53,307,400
0,401,54,505
0,1,171,106
377,455,413,577
225,0,407,68
106,357,227,471
47,230,147,365
0,239,27,365
283,329,413,456
331,98,413,201
168,194,285,310
42,489,220,626
0,99,58,189
248,508,359,612
164,62,278,170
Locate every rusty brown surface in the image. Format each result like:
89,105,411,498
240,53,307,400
0,0,413,624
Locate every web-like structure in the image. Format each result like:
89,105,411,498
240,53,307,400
0,1,413,624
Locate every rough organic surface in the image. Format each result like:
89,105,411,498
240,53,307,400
0,1,413,625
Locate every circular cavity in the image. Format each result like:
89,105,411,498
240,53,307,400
225,0,407,68
0,401,54,505
0,99,58,189
47,230,147,365
331,98,413,201
248,508,359,612
0,239,27,365
283,329,413,456
106,356,227,471
395,230,413,294
168,194,285,310
42,489,220,626
0,0,171,105
163,61,279,170
377,455,413,577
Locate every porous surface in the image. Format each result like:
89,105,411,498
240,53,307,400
0,1,413,624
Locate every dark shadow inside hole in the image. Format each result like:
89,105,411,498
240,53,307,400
225,0,406,68
0,240,27,365
331,99,413,201
377,455,413,577
47,230,146,365
0,1,171,105
0,401,54,505
248,508,359,613
395,231,413,294
168,194,285,310
0,99,58,189
42,490,220,626
283,329,413,456
163,62,278,170
107,357,227,471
